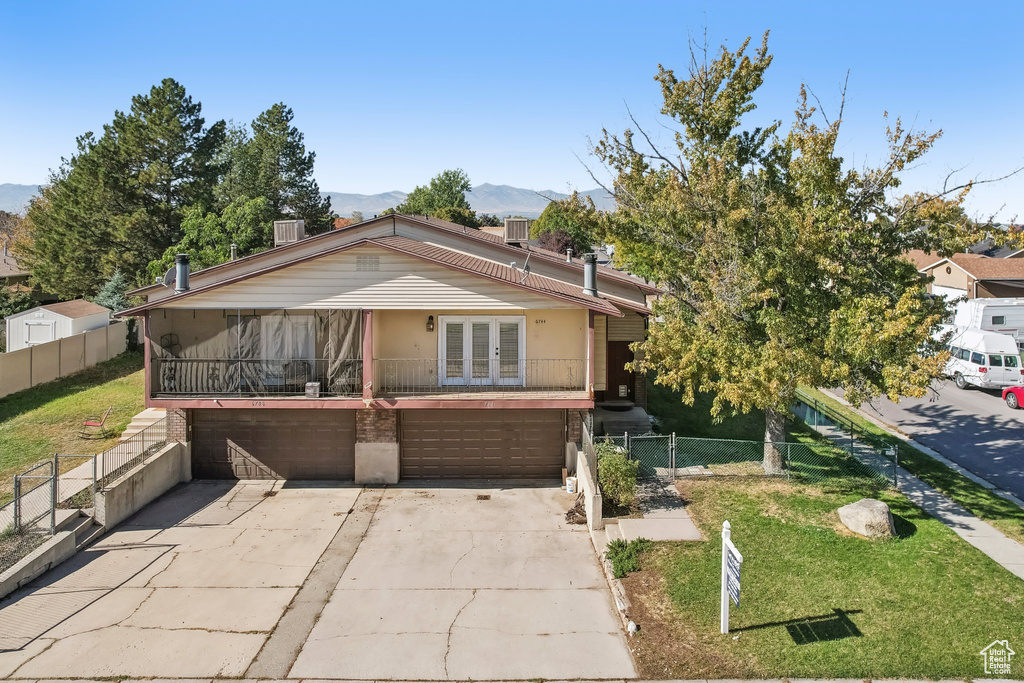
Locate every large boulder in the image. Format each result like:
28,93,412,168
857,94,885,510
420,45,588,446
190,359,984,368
837,498,895,538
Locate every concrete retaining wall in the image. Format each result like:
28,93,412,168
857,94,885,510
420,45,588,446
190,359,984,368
96,442,191,530
576,445,604,531
0,321,129,398
0,531,76,600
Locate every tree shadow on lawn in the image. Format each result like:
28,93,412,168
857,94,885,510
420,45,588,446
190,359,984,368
735,608,864,645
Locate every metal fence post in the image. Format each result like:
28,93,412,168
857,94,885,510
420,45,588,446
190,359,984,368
670,433,676,478
50,453,58,535
894,444,899,489
92,454,98,502
786,443,791,481
13,476,21,532
624,432,630,458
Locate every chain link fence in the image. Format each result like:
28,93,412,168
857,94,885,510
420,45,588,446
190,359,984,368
599,430,896,488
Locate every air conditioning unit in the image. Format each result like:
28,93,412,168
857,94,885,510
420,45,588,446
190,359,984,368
503,217,530,244
274,220,305,247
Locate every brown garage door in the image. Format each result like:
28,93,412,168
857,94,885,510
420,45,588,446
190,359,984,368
400,409,564,479
191,409,355,479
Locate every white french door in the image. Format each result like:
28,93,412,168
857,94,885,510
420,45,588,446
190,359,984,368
439,316,525,386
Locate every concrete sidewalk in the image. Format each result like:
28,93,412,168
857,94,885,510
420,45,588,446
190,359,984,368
807,415,1024,581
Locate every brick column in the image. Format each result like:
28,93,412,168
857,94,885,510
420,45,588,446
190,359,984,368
355,409,399,485
166,408,189,443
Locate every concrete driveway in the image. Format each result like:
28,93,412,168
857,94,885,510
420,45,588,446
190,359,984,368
291,484,635,680
0,480,635,680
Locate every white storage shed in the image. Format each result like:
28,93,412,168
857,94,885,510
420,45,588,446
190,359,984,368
4,300,111,352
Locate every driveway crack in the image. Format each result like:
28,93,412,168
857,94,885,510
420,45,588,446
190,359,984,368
443,589,476,678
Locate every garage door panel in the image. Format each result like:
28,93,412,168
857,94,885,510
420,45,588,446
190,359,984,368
401,410,563,479
192,409,355,480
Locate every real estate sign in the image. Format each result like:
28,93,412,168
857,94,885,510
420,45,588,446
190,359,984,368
720,520,743,634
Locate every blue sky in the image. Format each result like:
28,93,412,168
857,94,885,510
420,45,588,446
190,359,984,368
1,1,1022,220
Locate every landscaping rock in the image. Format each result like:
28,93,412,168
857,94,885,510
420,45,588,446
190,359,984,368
837,498,895,538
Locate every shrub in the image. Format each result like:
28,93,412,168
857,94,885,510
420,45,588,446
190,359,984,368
597,439,639,508
606,537,651,578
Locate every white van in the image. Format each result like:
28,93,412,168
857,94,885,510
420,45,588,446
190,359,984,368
945,327,1024,389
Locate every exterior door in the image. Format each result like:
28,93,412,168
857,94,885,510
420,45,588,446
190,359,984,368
607,341,635,401
439,316,524,386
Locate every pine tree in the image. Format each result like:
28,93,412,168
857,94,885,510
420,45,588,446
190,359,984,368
21,79,225,296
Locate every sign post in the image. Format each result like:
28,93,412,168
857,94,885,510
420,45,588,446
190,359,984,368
720,520,743,634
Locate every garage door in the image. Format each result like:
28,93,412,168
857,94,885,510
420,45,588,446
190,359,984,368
400,409,564,479
933,285,968,300
191,409,355,479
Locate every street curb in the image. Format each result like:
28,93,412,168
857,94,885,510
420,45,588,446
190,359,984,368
822,390,1024,510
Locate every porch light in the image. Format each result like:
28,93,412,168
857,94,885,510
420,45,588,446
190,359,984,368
427,315,435,332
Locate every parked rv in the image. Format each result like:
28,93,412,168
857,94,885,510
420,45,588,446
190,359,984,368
944,327,1024,390
953,298,1024,351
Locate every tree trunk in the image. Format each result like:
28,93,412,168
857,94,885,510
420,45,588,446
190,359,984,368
763,408,785,475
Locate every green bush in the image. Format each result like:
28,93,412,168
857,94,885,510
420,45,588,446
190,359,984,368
606,537,651,578
597,439,639,508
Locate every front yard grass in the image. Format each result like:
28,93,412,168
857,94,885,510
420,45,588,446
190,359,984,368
800,386,1024,546
623,477,1024,679
0,352,144,504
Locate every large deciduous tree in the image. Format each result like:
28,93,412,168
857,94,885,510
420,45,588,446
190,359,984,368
593,34,989,472
396,169,480,227
20,79,225,297
531,191,598,255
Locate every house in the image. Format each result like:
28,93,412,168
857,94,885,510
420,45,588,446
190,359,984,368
906,249,1024,299
120,214,658,484
0,240,30,292
4,299,111,352
969,236,1024,259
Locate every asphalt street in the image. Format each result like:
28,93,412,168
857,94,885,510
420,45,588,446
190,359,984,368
830,382,1024,500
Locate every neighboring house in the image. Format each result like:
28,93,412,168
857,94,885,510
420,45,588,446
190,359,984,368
0,240,29,292
120,214,658,484
906,249,1024,299
4,299,112,352
968,233,1024,259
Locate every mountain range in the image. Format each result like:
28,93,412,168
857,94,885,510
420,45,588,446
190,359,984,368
0,182,615,219
323,183,615,218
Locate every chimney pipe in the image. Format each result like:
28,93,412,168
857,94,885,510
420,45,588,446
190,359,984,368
174,254,190,294
230,243,238,261
566,248,573,263
583,253,597,297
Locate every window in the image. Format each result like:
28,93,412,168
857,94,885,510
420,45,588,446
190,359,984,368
971,352,985,365
1005,355,1020,368
990,355,1003,367
993,315,1006,325
950,346,962,358
960,348,972,361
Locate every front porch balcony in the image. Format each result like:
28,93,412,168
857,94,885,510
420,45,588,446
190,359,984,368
373,358,588,399
151,358,363,398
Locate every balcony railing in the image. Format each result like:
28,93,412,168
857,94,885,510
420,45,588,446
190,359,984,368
373,358,586,398
152,358,363,397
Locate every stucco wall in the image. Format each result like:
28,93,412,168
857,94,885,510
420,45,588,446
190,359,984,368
373,308,587,388
924,262,973,293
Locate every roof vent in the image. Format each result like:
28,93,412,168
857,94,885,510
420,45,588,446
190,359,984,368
503,217,530,244
274,219,305,247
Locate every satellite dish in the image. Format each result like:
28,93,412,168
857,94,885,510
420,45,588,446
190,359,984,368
161,267,176,288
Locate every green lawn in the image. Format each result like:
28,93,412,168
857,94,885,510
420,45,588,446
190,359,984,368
0,352,145,504
800,386,1024,546
624,477,1024,680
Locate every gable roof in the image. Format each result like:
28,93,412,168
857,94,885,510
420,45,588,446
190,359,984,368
907,250,1024,280
9,299,111,320
129,213,661,298
117,238,626,317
